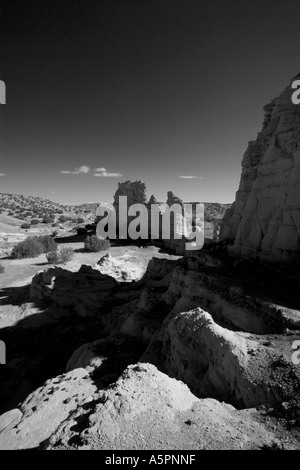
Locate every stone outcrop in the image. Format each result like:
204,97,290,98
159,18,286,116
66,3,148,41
31,265,117,318
95,252,145,281
113,180,148,208
166,191,184,207
160,307,300,408
113,181,190,254
220,74,300,262
2,363,296,450
163,260,300,333
113,180,148,239
0,368,97,450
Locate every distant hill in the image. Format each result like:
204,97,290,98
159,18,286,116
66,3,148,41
0,192,66,214
0,213,26,234
0,192,231,224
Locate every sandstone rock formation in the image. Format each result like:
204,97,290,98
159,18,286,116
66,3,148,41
166,191,184,207
161,307,300,408
220,74,300,262
113,180,148,239
0,368,97,450
113,180,148,208
1,363,297,450
95,252,145,281
31,265,117,318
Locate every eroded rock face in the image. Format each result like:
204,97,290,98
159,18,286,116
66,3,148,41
31,265,117,318
0,368,97,450
113,180,148,208
95,252,145,281
34,364,298,450
163,263,300,333
220,74,300,262
166,191,184,207
160,308,300,408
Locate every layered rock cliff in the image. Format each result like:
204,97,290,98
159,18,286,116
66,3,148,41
220,74,300,262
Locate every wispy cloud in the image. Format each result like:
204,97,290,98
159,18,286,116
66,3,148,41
61,165,90,175
0,173,5,176
179,175,203,179
93,168,122,177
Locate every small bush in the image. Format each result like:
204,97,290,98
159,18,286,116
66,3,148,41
30,219,39,225
38,235,57,252
84,235,110,252
0,264,4,274
77,217,84,224
21,223,31,229
42,215,55,224
46,247,74,264
11,237,45,258
11,235,57,259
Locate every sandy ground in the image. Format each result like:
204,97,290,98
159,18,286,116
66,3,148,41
0,242,179,289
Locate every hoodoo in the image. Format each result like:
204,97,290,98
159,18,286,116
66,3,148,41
220,74,300,262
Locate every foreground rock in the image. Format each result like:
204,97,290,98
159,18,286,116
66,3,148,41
1,363,295,450
221,74,300,262
0,368,97,450
31,265,118,318
160,307,300,408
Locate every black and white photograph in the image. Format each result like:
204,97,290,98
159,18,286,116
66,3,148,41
0,0,300,454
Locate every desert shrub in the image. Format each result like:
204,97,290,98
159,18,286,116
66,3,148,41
58,215,66,223
84,235,110,252
11,235,57,259
21,223,31,229
46,247,74,264
30,219,39,225
0,264,4,274
42,215,55,224
11,237,45,258
37,235,57,252
77,217,84,224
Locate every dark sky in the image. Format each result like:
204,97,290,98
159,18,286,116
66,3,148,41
0,0,299,204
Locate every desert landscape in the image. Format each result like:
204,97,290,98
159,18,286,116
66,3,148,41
1,0,300,457
0,74,300,450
